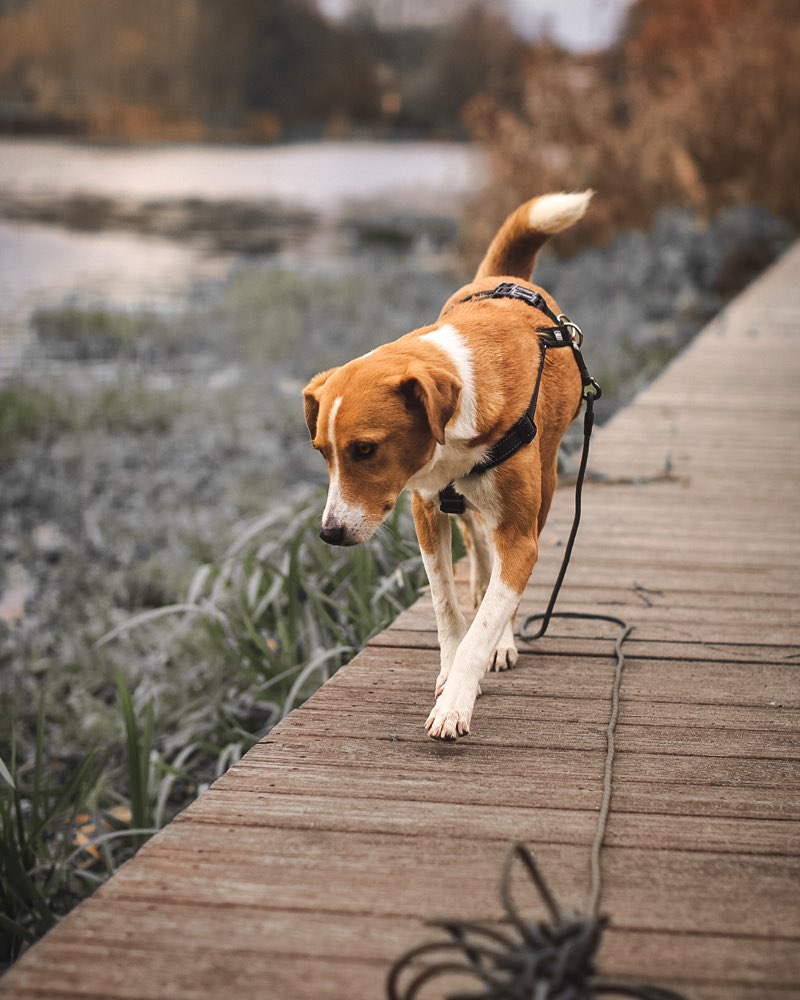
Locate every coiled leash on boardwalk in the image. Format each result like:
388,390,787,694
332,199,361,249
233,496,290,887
388,296,687,1000
386,844,685,999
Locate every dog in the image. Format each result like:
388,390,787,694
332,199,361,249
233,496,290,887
303,191,591,739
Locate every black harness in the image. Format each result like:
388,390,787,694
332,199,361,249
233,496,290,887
437,282,600,515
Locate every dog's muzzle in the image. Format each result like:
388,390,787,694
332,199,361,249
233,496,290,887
319,525,355,546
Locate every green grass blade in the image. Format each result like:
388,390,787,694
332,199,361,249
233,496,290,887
115,675,145,831
0,755,14,790
31,691,44,841
0,910,36,944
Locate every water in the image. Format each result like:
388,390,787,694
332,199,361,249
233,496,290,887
0,139,480,209
0,219,231,316
0,139,483,371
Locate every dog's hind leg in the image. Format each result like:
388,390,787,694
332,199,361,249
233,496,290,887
490,605,519,672
459,510,519,671
482,531,519,672
537,443,560,535
460,509,518,671
412,492,468,699
458,509,492,609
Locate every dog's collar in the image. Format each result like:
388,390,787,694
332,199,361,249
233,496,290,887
438,283,600,516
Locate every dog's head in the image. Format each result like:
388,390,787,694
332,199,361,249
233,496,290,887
304,349,461,545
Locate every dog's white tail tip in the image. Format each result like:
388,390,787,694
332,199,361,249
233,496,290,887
527,190,594,234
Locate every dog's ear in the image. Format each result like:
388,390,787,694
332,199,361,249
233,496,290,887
303,368,337,440
398,365,461,445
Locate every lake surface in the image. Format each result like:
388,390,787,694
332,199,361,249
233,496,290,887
0,140,483,371
0,139,481,211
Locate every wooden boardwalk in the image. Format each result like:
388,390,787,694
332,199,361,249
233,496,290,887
3,246,800,999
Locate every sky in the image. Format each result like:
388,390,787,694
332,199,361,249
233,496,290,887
315,0,633,52
508,0,632,50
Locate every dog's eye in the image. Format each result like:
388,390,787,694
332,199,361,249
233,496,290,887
351,441,377,461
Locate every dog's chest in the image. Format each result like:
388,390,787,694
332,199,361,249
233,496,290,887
405,438,485,497
405,444,499,521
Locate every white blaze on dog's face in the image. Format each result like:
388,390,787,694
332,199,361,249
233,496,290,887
303,350,461,546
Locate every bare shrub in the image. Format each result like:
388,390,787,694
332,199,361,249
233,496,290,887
463,0,800,258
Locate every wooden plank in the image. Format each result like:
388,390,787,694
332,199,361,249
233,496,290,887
180,785,800,856
251,737,800,792
8,903,799,993
348,646,800,708
3,947,384,1000
387,599,800,641
373,627,800,665
306,682,800,733
477,582,799,613
7,945,799,1000
227,757,800,819
270,703,800,759
80,828,800,939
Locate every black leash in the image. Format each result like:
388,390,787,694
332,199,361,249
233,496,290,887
387,287,687,1000
387,842,686,999
519,389,610,642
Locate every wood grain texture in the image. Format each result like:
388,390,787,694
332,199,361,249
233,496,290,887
3,245,800,999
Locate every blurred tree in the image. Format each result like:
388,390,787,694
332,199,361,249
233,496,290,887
239,0,379,134
429,4,524,127
0,0,207,135
356,3,525,138
188,0,255,130
0,0,534,140
622,0,800,222
0,0,382,138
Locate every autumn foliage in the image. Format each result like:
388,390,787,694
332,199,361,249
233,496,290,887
0,0,523,141
465,0,800,253
0,0,379,140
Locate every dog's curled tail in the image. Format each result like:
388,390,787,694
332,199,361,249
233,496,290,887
474,190,593,282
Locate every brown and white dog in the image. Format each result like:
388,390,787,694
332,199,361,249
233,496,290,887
303,191,592,739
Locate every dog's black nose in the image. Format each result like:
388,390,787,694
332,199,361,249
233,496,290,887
319,525,346,546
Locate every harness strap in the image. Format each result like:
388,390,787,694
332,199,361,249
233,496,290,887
456,281,563,325
437,283,600,515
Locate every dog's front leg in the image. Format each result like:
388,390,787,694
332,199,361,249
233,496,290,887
426,521,537,739
412,492,467,697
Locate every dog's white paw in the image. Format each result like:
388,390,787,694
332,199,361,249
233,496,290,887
489,638,518,672
434,671,481,700
425,683,478,740
425,704,470,739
